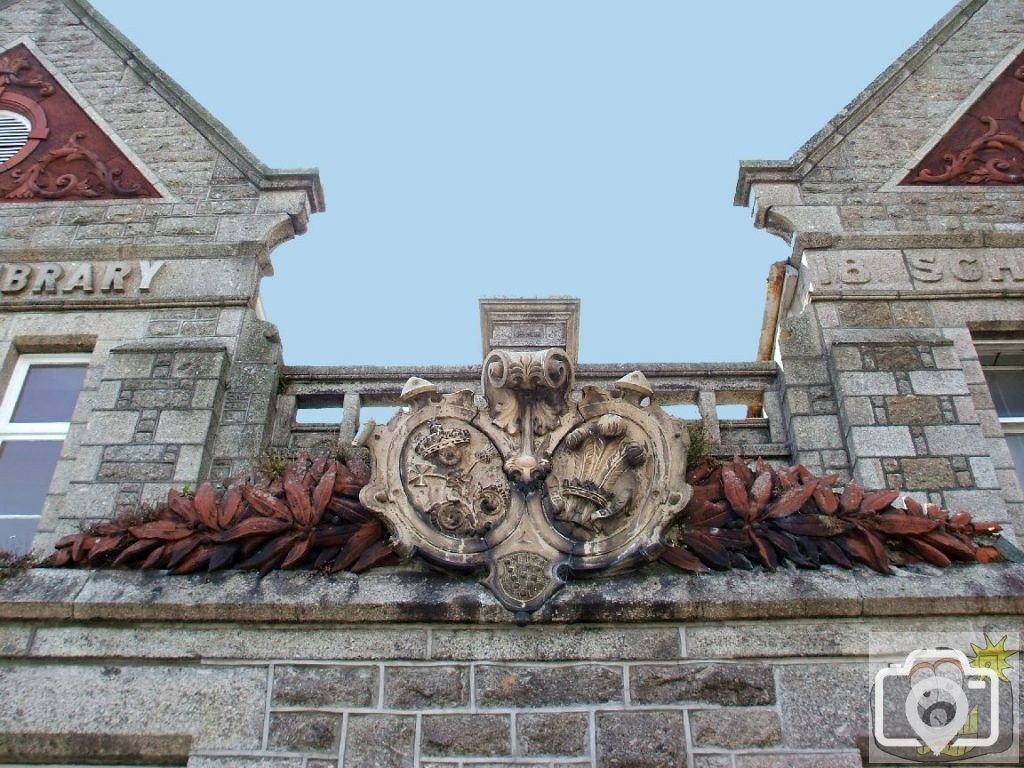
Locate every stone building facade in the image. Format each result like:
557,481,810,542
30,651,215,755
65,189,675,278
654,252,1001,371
0,0,1023,766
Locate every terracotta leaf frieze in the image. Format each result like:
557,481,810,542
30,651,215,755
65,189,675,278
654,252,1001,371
0,49,54,96
47,453,397,576
42,448,1006,619
661,457,1003,573
6,131,144,199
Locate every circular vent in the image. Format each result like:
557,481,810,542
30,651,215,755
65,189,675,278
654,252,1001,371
0,110,31,166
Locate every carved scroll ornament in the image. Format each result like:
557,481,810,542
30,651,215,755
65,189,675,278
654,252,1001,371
904,52,1024,185
360,350,691,617
6,131,143,199
0,45,158,201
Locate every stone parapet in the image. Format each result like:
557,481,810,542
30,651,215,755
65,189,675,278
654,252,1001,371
2,563,1022,625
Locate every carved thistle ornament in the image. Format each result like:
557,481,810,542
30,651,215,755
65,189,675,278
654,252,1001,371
360,349,691,616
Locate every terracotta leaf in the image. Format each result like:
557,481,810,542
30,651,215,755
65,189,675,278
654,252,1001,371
908,538,953,567
660,545,710,573
129,521,193,541
284,474,314,527
167,489,198,526
219,487,245,529
281,537,313,570
860,489,901,516
721,464,751,519
839,481,864,515
193,483,218,529
765,482,816,518
351,539,398,573
242,486,293,522
215,517,292,543
312,469,336,522
870,513,940,536
749,470,773,515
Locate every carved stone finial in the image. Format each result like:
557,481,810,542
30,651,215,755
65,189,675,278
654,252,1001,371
361,305,690,616
615,370,654,401
400,376,438,405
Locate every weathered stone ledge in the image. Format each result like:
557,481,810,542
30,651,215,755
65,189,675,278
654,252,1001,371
1,561,1022,625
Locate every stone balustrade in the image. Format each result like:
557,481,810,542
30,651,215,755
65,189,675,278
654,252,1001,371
278,360,787,460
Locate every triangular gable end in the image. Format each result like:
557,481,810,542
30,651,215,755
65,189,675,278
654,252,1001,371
0,42,159,202
902,45,1024,185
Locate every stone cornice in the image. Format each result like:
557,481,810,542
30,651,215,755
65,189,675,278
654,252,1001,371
2,563,1022,625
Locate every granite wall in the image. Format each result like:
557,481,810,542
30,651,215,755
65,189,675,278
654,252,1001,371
1,1,1024,767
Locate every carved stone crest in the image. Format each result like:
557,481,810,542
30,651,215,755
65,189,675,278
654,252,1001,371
361,349,691,618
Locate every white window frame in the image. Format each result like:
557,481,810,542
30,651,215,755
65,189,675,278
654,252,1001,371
977,342,1024,457
0,353,90,525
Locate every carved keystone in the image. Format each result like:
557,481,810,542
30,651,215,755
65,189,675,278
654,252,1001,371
361,305,690,618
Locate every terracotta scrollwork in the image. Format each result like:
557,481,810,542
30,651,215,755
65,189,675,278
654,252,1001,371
0,44,158,201
6,131,143,199
904,49,1024,186
0,50,55,95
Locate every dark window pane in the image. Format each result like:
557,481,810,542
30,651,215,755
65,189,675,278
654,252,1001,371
984,369,1024,418
0,516,40,554
1005,434,1024,485
11,364,86,423
0,440,62,517
994,351,1024,366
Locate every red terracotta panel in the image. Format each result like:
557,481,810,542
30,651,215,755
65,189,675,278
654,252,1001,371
0,45,159,202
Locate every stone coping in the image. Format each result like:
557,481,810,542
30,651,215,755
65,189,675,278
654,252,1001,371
1,561,1022,625
734,0,983,204
61,0,326,212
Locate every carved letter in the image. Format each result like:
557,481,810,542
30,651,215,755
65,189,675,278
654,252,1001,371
952,257,982,282
1,265,31,294
62,264,94,293
987,254,1024,282
100,263,132,293
138,260,165,292
31,264,62,294
909,255,943,282
839,257,871,284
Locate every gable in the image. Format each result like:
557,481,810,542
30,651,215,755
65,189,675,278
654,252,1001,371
0,0,323,259
0,42,160,202
736,0,1024,239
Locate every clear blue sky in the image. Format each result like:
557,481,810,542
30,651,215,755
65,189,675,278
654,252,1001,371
91,1,954,366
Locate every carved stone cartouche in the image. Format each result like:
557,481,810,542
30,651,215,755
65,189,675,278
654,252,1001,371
360,349,691,617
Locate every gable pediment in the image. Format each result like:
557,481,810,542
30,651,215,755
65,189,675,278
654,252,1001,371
0,42,160,202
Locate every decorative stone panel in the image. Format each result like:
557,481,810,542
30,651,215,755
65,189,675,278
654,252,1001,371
0,44,159,202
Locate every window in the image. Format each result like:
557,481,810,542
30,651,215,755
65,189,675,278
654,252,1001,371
979,345,1024,482
0,109,31,165
0,354,88,553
